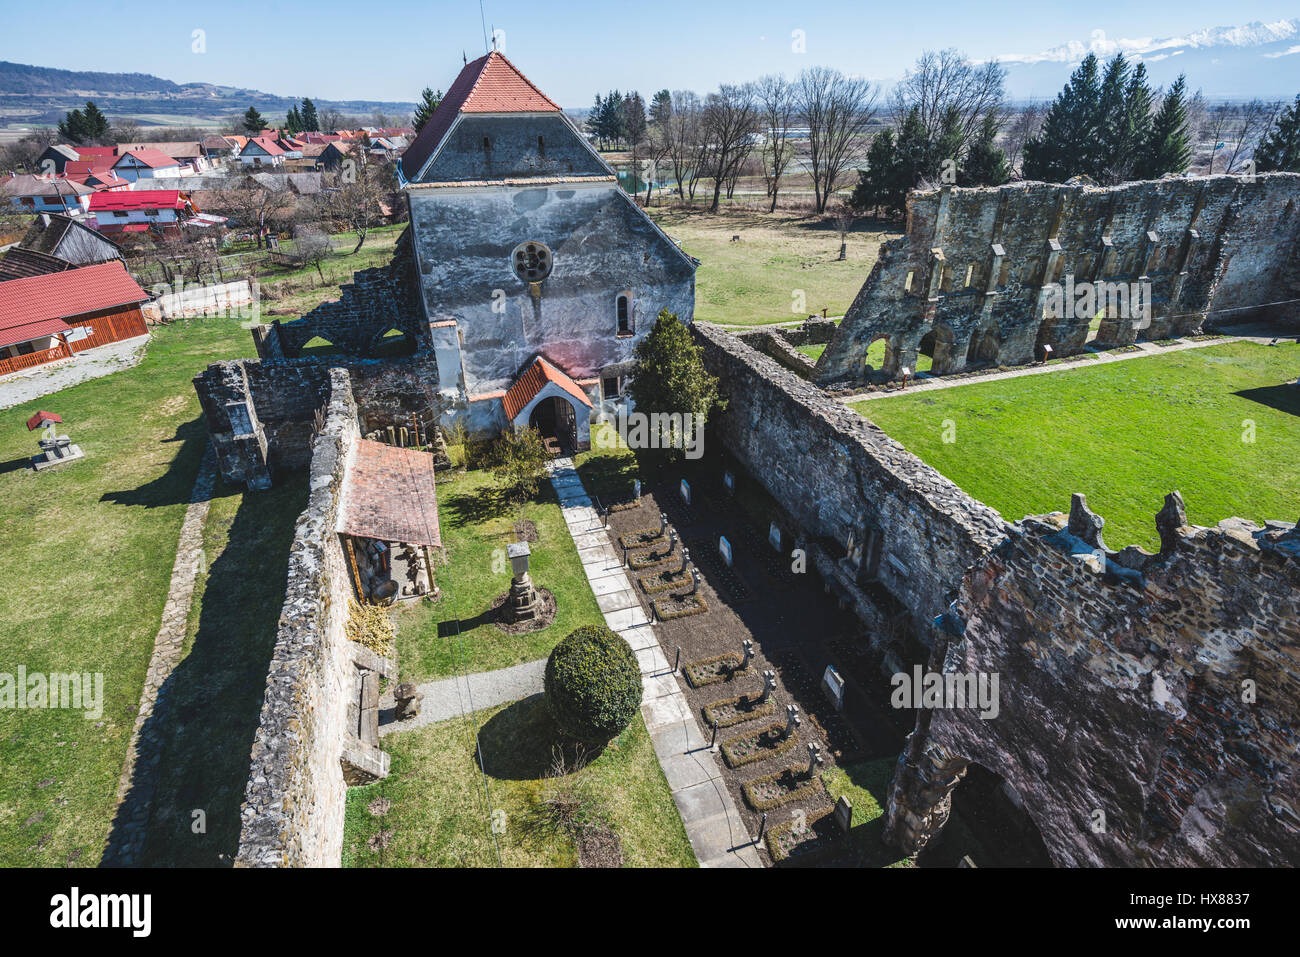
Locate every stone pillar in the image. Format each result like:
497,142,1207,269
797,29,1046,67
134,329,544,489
506,541,538,621
881,717,971,855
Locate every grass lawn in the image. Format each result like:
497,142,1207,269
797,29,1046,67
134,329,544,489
0,316,265,866
342,694,695,867
854,341,1300,551
821,757,915,867
647,207,898,327
393,466,604,682
797,338,931,373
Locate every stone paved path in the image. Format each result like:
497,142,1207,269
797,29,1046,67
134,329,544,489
101,444,216,866
0,334,151,410
839,334,1262,405
546,455,763,868
378,659,547,736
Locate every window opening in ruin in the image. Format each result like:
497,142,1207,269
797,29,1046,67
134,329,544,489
538,135,545,157
511,241,553,283
616,293,632,335
964,264,974,288
904,270,914,293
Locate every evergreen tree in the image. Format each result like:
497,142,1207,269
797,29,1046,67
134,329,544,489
1091,54,1131,178
1140,76,1192,178
587,93,605,147
961,112,1010,186
1255,93,1300,172
243,106,267,135
285,105,302,134
300,98,319,132
649,89,672,126
851,128,899,216
622,92,648,146
58,100,110,145
1023,54,1102,181
1113,63,1155,182
411,88,441,133
626,310,724,462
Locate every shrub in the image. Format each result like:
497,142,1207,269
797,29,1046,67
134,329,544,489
544,626,643,745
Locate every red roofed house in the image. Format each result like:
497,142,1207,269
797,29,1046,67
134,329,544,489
111,148,183,183
88,190,196,239
0,261,149,377
237,136,286,168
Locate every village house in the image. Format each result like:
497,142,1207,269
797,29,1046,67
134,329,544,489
237,136,287,167
117,141,214,174
0,260,149,377
0,174,95,216
88,189,197,239
0,213,123,281
111,148,183,182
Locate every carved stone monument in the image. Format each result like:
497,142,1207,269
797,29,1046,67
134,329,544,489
506,541,538,621
394,682,424,720
822,665,845,712
27,411,85,471
833,795,853,832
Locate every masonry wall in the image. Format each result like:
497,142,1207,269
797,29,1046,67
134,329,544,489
234,369,360,866
884,494,1300,866
817,173,1300,383
693,321,1008,648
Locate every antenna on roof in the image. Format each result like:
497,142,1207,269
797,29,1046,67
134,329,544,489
478,0,489,54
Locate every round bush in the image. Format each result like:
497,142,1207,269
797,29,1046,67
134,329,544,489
544,626,643,745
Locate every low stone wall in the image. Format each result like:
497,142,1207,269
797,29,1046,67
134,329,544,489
142,279,257,323
884,493,1300,866
234,369,390,867
693,321,1008,649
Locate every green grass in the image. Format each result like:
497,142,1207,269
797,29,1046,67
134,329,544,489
647,207,898,326
393,467,605,682
821,757,915,867
0,316,263,866
798,339,932,373
343,691,695,867
854,341,1300,551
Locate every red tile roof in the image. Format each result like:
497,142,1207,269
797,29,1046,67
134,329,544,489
77,147,116,160
112,148,180,170
27,411,62,431
339,439,442,548
243,136,286,157
502,356,593,421
88,190,186,212
401,51,562,179
0,261,148,350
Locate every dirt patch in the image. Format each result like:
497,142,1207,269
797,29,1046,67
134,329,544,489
577,825,623,868
490,587,557,634
513,519,539,543
367,798,391,817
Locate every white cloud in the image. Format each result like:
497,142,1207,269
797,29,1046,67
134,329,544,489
1263,44,1300,59
988,17,1299,66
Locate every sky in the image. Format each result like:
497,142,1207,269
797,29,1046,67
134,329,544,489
2,0,1299,105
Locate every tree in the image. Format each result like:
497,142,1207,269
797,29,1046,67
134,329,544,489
58,101,110,145
213,176,296,248
489,426,549,503
626,310,723,460
242,106,267,135
702,83,757,212
649,89,672,127
1255,94,1300,173
850,127,898,216
1003,101,1043,175
799,67,879,213
285,104,303,134
757,74,797,212
1139,76,1191,179
412,88,441,133
318,151,392,253
300,98,319,133
621,92,647,148
110,117,142,144
960,111,1010,186
890,50,1006,159
1023,54,1102,182
544,626,642,747
292,226,332,283
1111,62,1155,182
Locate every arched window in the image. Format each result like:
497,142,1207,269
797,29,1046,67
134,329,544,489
616,293,632,335
537,135,546,157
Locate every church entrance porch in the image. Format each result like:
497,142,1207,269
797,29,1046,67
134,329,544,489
529,395,578,455
502,355,595,453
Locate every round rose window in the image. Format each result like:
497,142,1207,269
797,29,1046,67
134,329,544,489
512,241,553,282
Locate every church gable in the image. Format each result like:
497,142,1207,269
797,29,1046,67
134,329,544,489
416,113,610,183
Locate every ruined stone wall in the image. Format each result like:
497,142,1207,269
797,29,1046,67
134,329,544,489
234,369,361,866
885,493,1300,866
818,174,1300,383
268,227,428,359
693,322,1007,646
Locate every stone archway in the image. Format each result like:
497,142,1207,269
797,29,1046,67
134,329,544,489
916,324,957,375
528,395,578,453
965,326,1001,366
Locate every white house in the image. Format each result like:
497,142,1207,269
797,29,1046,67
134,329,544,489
237,137,287,167
111,148,183,183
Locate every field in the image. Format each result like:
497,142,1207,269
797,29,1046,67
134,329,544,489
855,342,1300,551
647,206,898,326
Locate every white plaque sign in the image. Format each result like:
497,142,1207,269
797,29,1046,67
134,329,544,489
822,665,845,711
718,535,733,566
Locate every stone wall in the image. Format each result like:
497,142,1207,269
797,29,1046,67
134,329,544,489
693,321,1007,655
817,173,1300,383
884,493,1300,866
234,368,394,867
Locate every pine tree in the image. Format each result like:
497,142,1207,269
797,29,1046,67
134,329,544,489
1091,54,1131,179
1023,54,1102,181
626,310,724,461
411,89,440,133
851,128,897,216
1113,63,1155,182
1255,93,1300,172
58,100,110,145
300,98,319,133
1140,76,1192,178
587,94,604,148
961,112,1010,186
243,107,267,136
285,105,302,134
649,89,672,127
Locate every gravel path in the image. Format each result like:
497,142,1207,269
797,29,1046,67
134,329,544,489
0,335,151,410
378,658,548,735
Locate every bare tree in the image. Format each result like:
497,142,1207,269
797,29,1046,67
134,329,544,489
1223,100,1278,173
657,90,700,201
212,175,297,248
1003,102,1042,176
318,152,392,253
833,198,856,260
799,67,879,214
702,83,758,212
292,226,333,283
891,49,1006,155
757,74,797,212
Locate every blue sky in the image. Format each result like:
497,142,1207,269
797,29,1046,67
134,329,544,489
3,1,1299,104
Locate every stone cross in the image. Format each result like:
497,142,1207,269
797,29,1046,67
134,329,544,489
690,567,701,595
758,669,776,704
780,704,801,740
659,511,668,535
633,478,641,500
679,546,690,574
737,638,753,671
804,742,824,778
